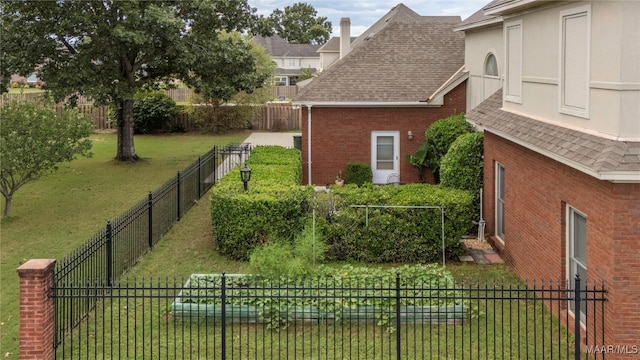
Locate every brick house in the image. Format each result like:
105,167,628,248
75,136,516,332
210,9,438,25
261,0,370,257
456,0,640,354
293,4,466,185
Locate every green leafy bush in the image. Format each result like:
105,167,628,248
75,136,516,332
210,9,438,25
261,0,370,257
133,90,178,134
211,146,311,260
189,102,257,134
320,184,474,263
440,132,484,219
425,113,472,182
344,162,372,186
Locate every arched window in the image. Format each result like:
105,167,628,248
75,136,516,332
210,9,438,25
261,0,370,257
484,53,498,77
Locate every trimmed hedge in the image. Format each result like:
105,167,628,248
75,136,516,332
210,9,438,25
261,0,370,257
319,184,474,263
344,162,373,186
211,146,311,260
424,113,472,181
440,132,484,219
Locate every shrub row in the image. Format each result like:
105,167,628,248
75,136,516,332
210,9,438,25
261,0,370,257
319,184,474,263
211,146,311,260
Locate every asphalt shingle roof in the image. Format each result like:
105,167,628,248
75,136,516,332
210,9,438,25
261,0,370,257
294,4,464,103
466,89,640,175
253,36,321,57
456,0,504,30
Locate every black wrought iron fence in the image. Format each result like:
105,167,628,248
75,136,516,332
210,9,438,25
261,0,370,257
52,274,606,359
53,143,252,346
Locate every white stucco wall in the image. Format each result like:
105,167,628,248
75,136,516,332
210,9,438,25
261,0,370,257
499,0,640,139
464,25,504,111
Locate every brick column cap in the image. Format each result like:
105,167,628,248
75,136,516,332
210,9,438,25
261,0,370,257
17,259,56,276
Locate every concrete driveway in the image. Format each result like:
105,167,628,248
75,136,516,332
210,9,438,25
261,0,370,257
244,132,301,147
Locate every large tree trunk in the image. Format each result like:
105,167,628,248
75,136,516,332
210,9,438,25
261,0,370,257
116,99,138,162
3,195,12,218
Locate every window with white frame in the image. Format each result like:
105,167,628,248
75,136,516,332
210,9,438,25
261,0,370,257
559,5,590,118
568,206,587,323
505,20,522,103
484,53,498,77
288,58,297,67
274,76,287,86
496,163,506,242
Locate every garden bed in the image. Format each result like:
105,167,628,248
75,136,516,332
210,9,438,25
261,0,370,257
172,273,468,326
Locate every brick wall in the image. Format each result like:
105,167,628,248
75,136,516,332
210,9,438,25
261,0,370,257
17,259,56,360
300,81,466,185
482,131,640,354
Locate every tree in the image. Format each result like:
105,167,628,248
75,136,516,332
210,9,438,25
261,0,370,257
1,0,269,162
267,3,332,45
0,98,93,218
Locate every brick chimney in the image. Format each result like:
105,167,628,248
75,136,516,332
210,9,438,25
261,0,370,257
340,17,351,59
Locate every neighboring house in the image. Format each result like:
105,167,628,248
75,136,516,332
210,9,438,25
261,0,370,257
293,4,466,185
10,73,43,86
457,0,640,354
316,18,356,72
254,35,321,86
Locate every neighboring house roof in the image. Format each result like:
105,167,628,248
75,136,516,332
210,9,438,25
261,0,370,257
253,35,321,57
294,4,464,104
467,89,640,181
317,36,356,53
454,0,504,31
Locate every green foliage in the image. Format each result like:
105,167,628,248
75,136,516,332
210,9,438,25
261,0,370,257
320,184,474,263
1,0,270,161
297,66,315,82
181,264,472,331
265,2,332,45
441,132,484,219
132,90,178,134
406,142,430,182
249,220,327,277
425,113,472,182
0,98,93,217
344,162,372,186
211,146,311,260
187,103,255,134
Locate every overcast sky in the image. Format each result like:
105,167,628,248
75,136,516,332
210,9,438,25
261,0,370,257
248,0,488,37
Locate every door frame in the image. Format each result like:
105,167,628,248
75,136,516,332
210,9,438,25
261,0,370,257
371,131,400,184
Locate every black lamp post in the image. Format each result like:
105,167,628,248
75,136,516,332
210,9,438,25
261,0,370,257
240,165,252,191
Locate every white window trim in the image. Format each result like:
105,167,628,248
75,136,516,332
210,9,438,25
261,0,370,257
495,162,505,244
558,5,591,119
504,20,523,104
566,205,587,326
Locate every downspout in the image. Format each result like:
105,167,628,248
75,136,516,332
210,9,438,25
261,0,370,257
306,104,313,185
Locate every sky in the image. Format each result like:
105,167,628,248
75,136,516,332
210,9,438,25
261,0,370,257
248,0,489,37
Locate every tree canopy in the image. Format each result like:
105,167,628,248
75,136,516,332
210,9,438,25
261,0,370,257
0,0,270,161
0,98,93,218
266,2,332,45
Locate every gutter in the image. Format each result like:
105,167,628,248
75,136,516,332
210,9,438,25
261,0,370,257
292,101,442,107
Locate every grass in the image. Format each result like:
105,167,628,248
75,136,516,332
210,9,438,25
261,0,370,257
2,132,578,358
0,132,249,359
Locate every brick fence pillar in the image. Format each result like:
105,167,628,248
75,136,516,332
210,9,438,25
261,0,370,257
17,259,56,360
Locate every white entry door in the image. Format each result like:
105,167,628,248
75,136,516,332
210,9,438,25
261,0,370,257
371,131,399,184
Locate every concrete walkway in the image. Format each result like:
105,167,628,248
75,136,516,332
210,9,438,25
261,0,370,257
243,131,301,147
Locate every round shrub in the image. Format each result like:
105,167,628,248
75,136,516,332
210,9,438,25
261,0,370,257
425,113,472,181
344,162,372,186
440,132,484,219
132,90,178,134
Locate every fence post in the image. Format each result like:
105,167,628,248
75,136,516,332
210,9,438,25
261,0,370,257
106,221,113,287
574,275,581,360
148,192,153,249
214,147,218,184
176,171,181,221
396,272,401,360
197,157,202,198
221,272,227,360
17,259,56,360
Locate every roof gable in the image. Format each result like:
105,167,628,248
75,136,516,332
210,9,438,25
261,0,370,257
253,35,321,57
294,6,464,103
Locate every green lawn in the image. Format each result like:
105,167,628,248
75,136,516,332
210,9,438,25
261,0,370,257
0,132,249,359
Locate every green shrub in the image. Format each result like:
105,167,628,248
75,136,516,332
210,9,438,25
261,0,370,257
440,132,484,219
189,102,257,134
320,184,474,263
425,113,472,182
344,162,372,186
132,90,178,134
211,146,311,260
11,82,20,88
